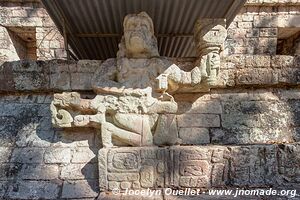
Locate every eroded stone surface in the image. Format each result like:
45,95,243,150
50,12,228,149
99,145,300,192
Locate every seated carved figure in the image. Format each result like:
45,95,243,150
51,12,227,148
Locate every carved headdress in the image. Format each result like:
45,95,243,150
194,18,227,56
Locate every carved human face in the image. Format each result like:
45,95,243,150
124,16,153,55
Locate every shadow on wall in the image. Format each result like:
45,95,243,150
0,94,100,199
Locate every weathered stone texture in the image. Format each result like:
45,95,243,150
177,114,220,128
0,147,12,163
44,147,72,164
16,164,59,180
62,180,99,199
71,147,97,163
100,144,300,192
60,163,98,180
11,148,45,164
1,55,299,93
0,86,300,199
179,128,210,144
0,2,66,61
0,94,100,199
7,180,60,199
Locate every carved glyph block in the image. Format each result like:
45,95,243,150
99,146,229,191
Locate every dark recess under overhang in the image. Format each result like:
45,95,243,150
41,0,246,60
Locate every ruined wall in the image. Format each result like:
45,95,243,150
225,0,300,55
0,56,299,199
0,1,66,61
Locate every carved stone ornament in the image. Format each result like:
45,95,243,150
51,12,227,147
50,12,227,194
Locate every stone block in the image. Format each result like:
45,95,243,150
279,68,300,84
44,148,72,164
7,181,60,199
11,148,44,164
179,128,210,144
60,163,97,180
236,68,278,85
254,16,278,27
71,147,96,163
277,15,300,27
0,181,7,198
14,71,49,91
76,60,102,72
61,180,99,198
71,73,92,90
178,100,222,114
11,60,46,72
53,128,96,147
0,164,9,180
17,164,59,180
245,55,271,67
50,72,71,91
107,173,139,181
271,55,295,68
177,114,220,128
237,22,253,28
259,28,277,37
0,63,14,91
0,147,12,163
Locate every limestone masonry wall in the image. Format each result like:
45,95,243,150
0,1,65,61
1,0,300,62
0,0,300,200
0,56,300,199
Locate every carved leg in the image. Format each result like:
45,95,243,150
102,122,141,147
101,123,114,148
113,113,153,146
141,115,153,146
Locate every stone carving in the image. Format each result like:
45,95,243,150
50,13,227,148
117,12,159,59
99,146,229,191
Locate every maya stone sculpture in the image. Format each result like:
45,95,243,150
50,12,227,148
